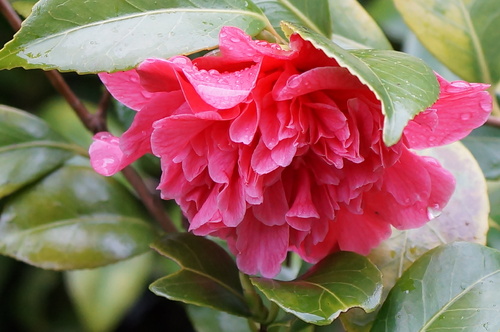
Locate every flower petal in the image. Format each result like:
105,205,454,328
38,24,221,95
99,70,154,111
219,26,293,62
235,215,289,277
404,75,491,149
89,132,126,176
274,67,366,101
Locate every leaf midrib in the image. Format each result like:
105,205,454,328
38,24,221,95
1,215,151,241
162,239,247,304
457,0,491,83
278,0,324,35
0,140,87,156
1,8,266,58
419,269,500,331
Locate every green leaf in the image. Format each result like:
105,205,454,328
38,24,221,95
250,252,382,326
394,0,500,84
65,253,153,332
462,136,500,180
281,21,439,146
0,165,157,269
186,305,252,332
487,180,500,251
371,242,500,331
0,0,268,73
0,105,80,199
328,0,392,50
149,233,251,317
341,142,490,331
253,0,331,38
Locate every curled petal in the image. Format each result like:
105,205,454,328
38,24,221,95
98,70,154,111
89,132,126,176
168,53,262,109
218,26,293,62
404,75,491,149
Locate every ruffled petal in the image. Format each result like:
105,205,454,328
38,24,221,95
234,215,289,277
120,91,186,160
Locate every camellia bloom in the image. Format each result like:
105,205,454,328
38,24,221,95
89,27,491,277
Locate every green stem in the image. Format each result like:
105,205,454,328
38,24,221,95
239,272,268,323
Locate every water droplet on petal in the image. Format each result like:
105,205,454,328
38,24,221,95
171,56,189,65
287,75,301,88
460,113,471,120
480,98,492,111
427,204,442,220
230,37,240,43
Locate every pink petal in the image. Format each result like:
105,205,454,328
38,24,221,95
157,161,190,199
285,170,320,231
99,71,154,111
181,151,207,182
167,53,261,110
120,91,186,160
89,132,126,176
381,148,431,206
367,155,455,230
251,139,280,174
252,180,289,226
229,103,259,144
189,184,221,232
404,75,491,149
151,113,219,162
274,67,366,101
218,177,246,227
271,137,298,167
207,131,237,183
235,214,289,277
137,58,183,93
334,206,392,255
218,26,293,62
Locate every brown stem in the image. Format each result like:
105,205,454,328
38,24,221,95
0,0,176,233
0,0,21,29
485,115,500,129
121,167,177,233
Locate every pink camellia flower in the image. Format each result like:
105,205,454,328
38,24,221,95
89,27,491,277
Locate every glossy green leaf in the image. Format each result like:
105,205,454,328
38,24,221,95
65,253,153,332
394,0,500,84
487,180,500,251
0,0,268,73
187,305,251,332
0,105,80,199
462,136,500,180
371,242,500,331
150,233,251,317
253,0,331,38
281,22,439,146
329,0,392,49
0,165,157,269
342,142,490,331
250,252,382,326
366,0,408,43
